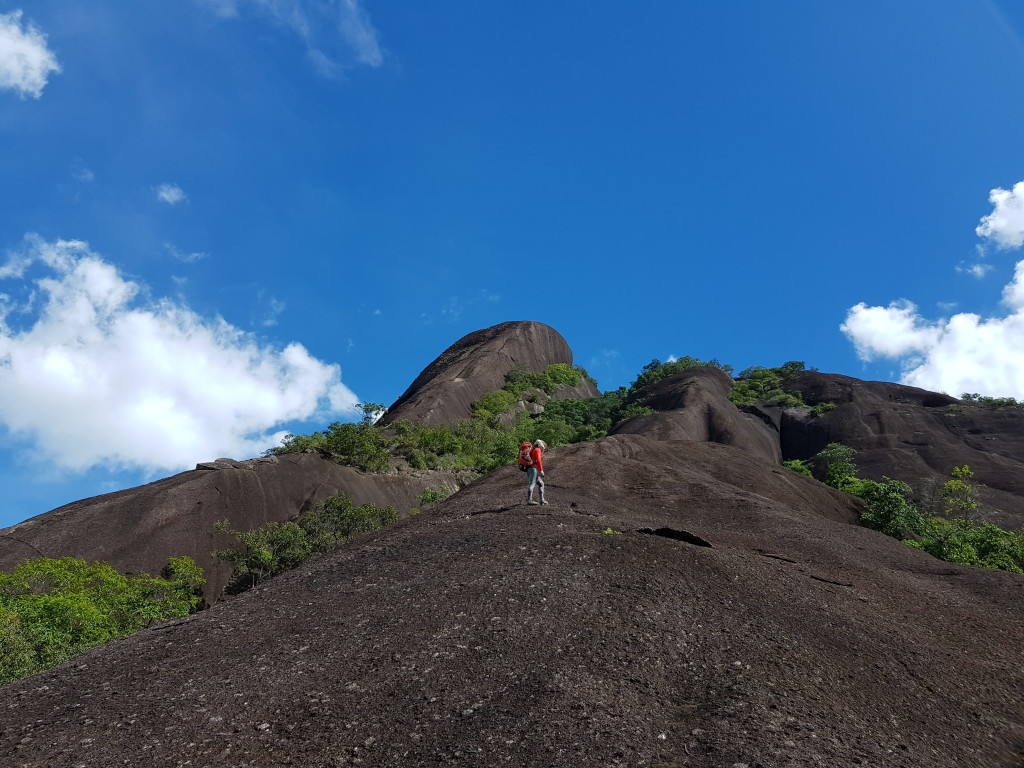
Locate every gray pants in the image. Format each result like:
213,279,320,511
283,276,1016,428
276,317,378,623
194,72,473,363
527,466,545,502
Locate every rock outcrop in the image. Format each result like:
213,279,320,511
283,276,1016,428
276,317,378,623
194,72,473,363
781,371,1024,528
611,368,782,465
380,320,599,426
0,454,464,603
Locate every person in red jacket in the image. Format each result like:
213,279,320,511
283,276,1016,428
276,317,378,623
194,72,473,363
526,439,547,505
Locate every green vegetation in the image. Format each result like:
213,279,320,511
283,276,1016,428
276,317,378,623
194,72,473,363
782,459,814,477
214,493,399,590
502,363,586,397
418,486,452,504
812,445,1024,575
268,356,828,482
0,556,204,686
270,402,391,472
730,362,806,407
814,442,859,490
601,528,622,535
960,392,1024,409
269,363,642,478
630,357,734,391
809,402,837,417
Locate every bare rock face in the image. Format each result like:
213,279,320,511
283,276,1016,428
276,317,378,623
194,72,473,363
782,371,1024,527
380,320,599,426
4,435,1023,768
0,454,464,603
610,368,782,465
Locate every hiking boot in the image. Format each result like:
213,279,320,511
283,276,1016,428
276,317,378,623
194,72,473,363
527,500,540,506
541,500,549,505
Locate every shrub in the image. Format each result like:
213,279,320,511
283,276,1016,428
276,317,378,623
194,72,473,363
782,459,813,477
214,493,400,591
960,393,1024,409
418,486,452,505
809,402,837,417
907,518,1024,574
471,389,518,420
0,556,203,686
729,363,806,408
630,357,734,392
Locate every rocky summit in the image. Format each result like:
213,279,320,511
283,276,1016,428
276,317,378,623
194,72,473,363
1,321,1023,767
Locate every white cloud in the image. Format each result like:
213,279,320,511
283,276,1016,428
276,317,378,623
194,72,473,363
261,296,286,327
200,0,384,74
842,186,1024,398
955,262,993,279
0,11,61,99
165,242,207,263
338,0,383,67
976,182,1024,249
0,235,359,472
157,184,187,205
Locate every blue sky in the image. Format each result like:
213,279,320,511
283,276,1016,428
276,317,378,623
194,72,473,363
4,1,1024,527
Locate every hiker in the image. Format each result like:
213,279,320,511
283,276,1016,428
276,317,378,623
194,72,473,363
523,439,547,505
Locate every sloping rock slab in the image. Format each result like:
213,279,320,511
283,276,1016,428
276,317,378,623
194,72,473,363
7,436,1021,767
783,371,1024,527
380,320,599,426
0,453,463,603
611,368,782,464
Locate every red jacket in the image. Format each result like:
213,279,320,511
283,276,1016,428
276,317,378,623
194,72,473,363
530,446,544,472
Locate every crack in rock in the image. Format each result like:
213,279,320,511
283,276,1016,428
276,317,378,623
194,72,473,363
637,527,713,548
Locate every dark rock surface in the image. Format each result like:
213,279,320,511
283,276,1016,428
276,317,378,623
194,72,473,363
3,327,1024,767
3,435,1022,768
0,454,464,603
611,368,783,465
380,320,599,426
783,371,1024,528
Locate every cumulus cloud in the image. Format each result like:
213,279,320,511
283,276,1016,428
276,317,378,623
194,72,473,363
976,182,1024,249
842,185,1024,398
0,10,61,99
0,235,358,472
156,184,187,205
199,0,383,73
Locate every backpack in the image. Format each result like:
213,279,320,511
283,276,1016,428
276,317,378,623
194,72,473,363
517,443,534,471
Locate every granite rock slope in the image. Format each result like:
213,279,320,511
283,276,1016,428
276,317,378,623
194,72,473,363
611,368,782,465
781,371,1024,528
0,454,463,603
2,435,1021,768
380,320,599,426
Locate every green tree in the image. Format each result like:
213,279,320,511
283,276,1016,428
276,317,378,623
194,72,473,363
815,443,858,490
857,478,927,539
942,465,980,518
